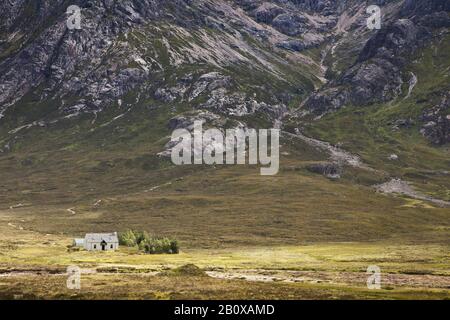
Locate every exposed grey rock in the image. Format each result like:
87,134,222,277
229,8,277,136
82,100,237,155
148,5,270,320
154,88,178,103
303,0,450,137
0,0,164,116
198,88,288,120
307,162,343,179
420,92,450,145
252,2,285,24
161,110,249,158
0,0,448,154
401,0,450,17
0,0,364,122
303,88,350,114
168,111,222,131
272,13,307,36
189,72,233,102
358,19,423,63
276,39,305,52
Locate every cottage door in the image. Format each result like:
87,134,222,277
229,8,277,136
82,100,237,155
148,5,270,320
101,240,107,251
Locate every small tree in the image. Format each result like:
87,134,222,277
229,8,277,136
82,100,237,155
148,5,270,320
118,230,137,247
119,230,179,254
135,230,150,245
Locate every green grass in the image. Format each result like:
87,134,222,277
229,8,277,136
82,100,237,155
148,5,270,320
0,14,448,300
0,96,448,248
0,223,448,300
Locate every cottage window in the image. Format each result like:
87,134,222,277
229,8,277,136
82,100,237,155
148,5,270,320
110,244,113,249
94,244,97,249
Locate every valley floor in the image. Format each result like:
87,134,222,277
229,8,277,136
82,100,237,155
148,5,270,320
0,221,448,300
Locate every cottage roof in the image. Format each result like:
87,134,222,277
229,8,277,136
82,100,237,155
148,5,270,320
85,233,118,243
73,238,85,245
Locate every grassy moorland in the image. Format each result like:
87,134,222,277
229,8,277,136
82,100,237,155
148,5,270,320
0,34,448,300
0,85,449,299
0,219,449,300
0,138,449,300
0,1,448,301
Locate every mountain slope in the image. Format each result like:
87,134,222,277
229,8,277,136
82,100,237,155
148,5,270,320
0,0,448,247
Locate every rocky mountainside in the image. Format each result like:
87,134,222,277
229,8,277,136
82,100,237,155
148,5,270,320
0,0,448,148
0,0,448,178
0,0,449,243
302,0,450,144
0,0,328,121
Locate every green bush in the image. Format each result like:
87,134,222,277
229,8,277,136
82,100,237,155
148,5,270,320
119,230,179,254
135,231,150,245
118,230,137,247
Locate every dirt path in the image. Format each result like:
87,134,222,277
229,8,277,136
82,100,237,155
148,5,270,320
283,130,367,169
376,179,450,207
283,130,450,207
7,222,23,230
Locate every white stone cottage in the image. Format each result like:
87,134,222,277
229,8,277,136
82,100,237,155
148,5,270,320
73,232,119,251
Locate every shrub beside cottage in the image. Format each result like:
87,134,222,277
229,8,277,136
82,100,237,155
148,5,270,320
119,230,179,254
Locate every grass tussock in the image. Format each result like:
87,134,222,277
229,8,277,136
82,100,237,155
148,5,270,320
161,264,208,277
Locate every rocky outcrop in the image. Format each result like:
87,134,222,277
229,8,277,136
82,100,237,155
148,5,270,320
357,19,424,62
252,2,285,24
272,13,308,36
302,0,450,146
420,92,450,145
0,0,448,149
0,0,340,123
168,111,223,131
400,0,450,16
305,17,428,113
238,0,347,49
307,162,343,179
0,0,167,115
